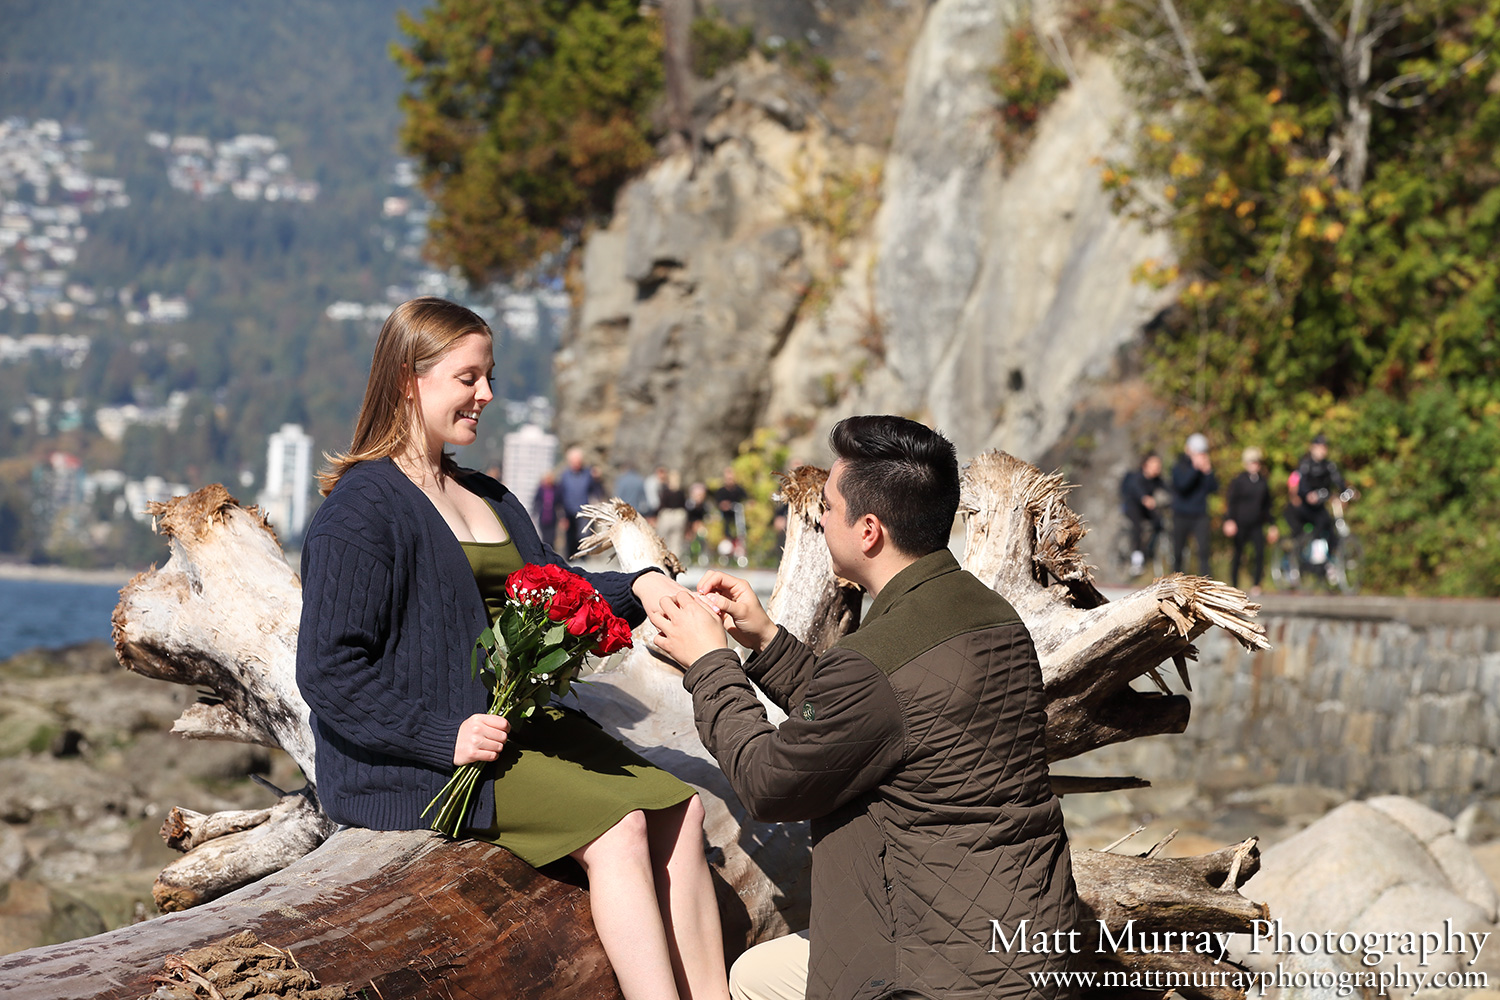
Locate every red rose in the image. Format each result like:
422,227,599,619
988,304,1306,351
594,614,634,655
564,599,598,637
546,581,588,621
505,564,550,602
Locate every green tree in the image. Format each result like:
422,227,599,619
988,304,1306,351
394,0,664,282
1102,0,1500,594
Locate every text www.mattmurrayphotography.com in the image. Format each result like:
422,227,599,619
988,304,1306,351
992,918,1491,997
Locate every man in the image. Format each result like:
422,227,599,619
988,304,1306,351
613,462,649,514
1169,433,1218,576
1295,432,1346,567
714,466,749,563
650,415,1079,1000
558,446,604,556
1223,447,1276,594
1119,451,1165,575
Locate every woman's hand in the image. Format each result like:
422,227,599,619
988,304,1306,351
453,714,510,766
632,568,691,615
649,592,730,668
696,570,777,653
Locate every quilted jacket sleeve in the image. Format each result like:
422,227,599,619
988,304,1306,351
683,640,907,823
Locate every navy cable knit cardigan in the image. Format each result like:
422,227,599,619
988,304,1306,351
295,457,655,831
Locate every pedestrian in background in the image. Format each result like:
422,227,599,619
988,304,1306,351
614,463,648,514
654,469,688,561
559,446,605,556
533,470,564,552
1119,451,1165,575
1223,447,1275,595
1170,433,1218,576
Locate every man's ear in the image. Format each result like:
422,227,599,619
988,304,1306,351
859,513,883,554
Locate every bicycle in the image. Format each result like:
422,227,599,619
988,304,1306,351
1269,490,1362,594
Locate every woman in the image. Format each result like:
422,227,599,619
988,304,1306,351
295,298,729,1000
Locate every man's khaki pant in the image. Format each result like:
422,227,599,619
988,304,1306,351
729,931,810,1000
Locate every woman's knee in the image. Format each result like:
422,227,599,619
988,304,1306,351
574,809,650,869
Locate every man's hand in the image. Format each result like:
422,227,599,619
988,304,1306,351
1142,495,1157,510
696,570,777,653
650,592,730,667
1223,518,1238,538
632,569,691,616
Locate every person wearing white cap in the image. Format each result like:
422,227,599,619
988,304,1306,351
1169,433,1218,576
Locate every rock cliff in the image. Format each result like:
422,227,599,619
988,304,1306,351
556,0,1173,480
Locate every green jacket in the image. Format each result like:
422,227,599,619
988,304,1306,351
684,550,1079,999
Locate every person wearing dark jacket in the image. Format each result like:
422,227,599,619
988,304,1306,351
532,469,564,551
650,415,1079,1000
1295,432,1347,559
1119,451,1165,574
1170,433,1219,576
296,298,730,1000
1223,447,1275,594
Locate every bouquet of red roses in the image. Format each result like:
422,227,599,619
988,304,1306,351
423,563,634,836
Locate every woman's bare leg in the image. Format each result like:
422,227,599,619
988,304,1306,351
645,796,731,1000
571,810,681,1000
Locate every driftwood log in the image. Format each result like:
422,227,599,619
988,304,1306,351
0,454,1272,999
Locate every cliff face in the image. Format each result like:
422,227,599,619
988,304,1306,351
556,0,1173,478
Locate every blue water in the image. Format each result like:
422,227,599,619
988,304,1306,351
0,577,123,661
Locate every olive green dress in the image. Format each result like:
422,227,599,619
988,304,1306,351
458,538,694,866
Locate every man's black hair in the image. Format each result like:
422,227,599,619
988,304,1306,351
828,415,960,556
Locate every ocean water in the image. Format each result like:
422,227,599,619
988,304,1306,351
0,577,123,661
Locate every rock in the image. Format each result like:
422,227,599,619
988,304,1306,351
1457,801,1500,845
0,879,106,956
0,826,27,883
1229,798,1500,988
559,0,1173,482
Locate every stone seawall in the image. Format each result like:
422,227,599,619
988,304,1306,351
1075,595,1500,815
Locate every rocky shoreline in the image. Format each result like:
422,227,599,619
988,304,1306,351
0,563,138,586
0,640,299,955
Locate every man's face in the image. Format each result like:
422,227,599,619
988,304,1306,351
1311,443,1328,461
1143,455,1162,478
566,448,584,471
820,460,861,580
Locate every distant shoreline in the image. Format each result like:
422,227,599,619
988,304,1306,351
0,563,139,586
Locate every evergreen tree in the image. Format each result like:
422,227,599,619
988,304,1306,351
394,0,664,282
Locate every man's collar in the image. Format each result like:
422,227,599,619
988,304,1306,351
864,549,960,623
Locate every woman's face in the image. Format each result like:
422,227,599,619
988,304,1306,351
409,332,494,454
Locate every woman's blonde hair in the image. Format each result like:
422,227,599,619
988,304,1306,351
318,297,492,495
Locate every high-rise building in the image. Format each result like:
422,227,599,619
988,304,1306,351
503,423,557,522
258,423,313,540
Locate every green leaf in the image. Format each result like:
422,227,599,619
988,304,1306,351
535,646,571,675
545,624,567,646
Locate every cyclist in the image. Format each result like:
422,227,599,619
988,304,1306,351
1295,432,1347,571
1119,451,1165,575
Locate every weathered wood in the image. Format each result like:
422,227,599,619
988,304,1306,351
0,829,625,1000
113,485,315,778
765,467,863,656
1072,838,1267,1000
959,451,1270,762
153,788,336,913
